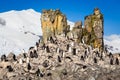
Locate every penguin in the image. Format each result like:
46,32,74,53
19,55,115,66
30,51,34,58
23,53,27,58
33,50,38,58
66,44,69,51
38,39,41,43
94,57,97,63
13,54,17,61
57,56,61,62
72,48,76,55
46,46,50,53
115,57,119,65
96,51,100,57
84,50,87,58
49,36,54,43
34,46,38,51
27,63,31,71
36,69,40,76
36,42,39,48
42,43,46,50
109,52,113,58
1,54,7,61
110,58,113,65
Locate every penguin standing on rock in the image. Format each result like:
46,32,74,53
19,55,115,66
33,50,38,58
30,51,34,58
110,58,113,65
1,54,7,61
115,57,119,65
36,42,39,48
72,48,76,55
42,43,46,50
36,69,40,76
66,44,70,51
94,57,97,63
27,63,31,71
45,46,50,53
13,54,17,61
57,56,61,62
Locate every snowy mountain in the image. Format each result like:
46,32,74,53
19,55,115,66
0,9,74,55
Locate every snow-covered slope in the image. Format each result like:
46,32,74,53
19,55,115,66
0,9,74,55
104,35,120,53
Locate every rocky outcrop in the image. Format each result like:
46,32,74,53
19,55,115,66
41,8,104,51
84,8,104,51
41,9,69,43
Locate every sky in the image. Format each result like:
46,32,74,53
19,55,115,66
0,0,120,35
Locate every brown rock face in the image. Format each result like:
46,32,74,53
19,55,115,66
84,8,104,51
41,9,69,43
71,21,83,43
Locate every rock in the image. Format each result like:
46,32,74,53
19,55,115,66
6,72,18,78
84,8,104,51
0,69,7,79
41,9,69,43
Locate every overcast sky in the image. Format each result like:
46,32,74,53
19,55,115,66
0,0,120,35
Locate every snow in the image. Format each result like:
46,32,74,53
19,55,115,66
104,34,120,53
0,9,74,55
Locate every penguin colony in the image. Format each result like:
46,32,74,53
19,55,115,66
0,34,120,80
